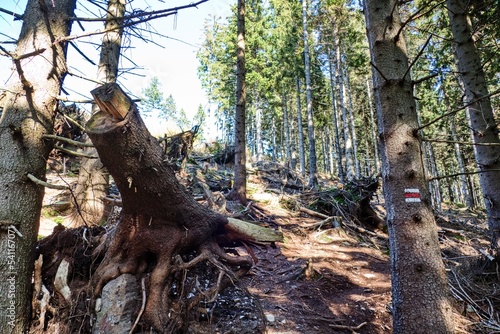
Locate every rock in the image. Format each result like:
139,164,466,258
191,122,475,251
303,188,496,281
265,313,275,323
93,274,139,334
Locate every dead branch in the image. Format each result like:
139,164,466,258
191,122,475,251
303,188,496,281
417,87,500,131
299,206,329,219
427,169,500,181
53,144,98,159
402,35,432,82
0,7,23,20
422,138,500,146
27,173,69,190
329,321,367,333
43,134,93,147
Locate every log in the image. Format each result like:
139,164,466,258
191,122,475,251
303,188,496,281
226,218,283,244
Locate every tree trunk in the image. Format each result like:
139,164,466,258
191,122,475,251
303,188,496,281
296,77,306,176
335,41,355,181
327,45,344,181
447,0,500,251
0,0,76,332
366,78,380,175
283,89,292,166
301,0,318,187
363,0,454,333
229,0,248,204
344,65,361,179
87,83,252,331
449,115,473,207
72,0,125,226
255,107,263,162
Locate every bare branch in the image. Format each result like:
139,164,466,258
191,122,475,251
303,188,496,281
417,87,500,131
56,95,94,103
54,145,98,159
403,35,432,82
422,138,500,146
42,134,94,147
428,169,500,182
27,173,69,190
0,7,23,20
413,72,438,85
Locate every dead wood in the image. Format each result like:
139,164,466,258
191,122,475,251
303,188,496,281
86,83,254,331
161,126,198,170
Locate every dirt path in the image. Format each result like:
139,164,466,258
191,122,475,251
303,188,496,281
242,205,392,334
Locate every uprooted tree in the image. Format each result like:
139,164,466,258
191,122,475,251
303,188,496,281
85,83,259,331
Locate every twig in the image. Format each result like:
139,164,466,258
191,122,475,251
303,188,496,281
54,144,98,159
299,206,329,219
478,248,495,261
422,138,500,146
402,34,432,82
417,87,500,131
43,134,94,147
56,95,93,103
370,61,389,83
413,72,438,85
27,173,69,190
0,7,23,20
129,276,147,334
57,111,86,131
427,169,500,181
329,321,367,333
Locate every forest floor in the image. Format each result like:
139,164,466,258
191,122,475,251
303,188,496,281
39,160,499,333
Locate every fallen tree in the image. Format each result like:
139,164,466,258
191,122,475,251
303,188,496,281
85,83,257,331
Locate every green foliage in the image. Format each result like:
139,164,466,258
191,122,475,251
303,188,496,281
141,77,206,134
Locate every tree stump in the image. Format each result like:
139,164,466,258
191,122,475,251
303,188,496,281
86,83,253,331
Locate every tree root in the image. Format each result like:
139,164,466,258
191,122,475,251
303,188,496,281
92,218,253,332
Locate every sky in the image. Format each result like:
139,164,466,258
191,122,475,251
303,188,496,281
0,0,234,137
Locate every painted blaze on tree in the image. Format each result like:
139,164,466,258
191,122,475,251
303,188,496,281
363,0,454,333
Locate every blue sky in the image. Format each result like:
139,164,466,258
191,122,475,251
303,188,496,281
0,0,233,136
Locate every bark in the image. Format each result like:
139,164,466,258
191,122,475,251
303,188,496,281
296,78,306,176
363,0,454,333
229,0,247,204
366,78,380,175
87,83,252,331
255,107,263,162
449,115,473,207
0,0,76,332
301,0,318,187
283,90,292,165
333,31,355,181
72,0,125,226
447,0,500,251
344,65,361,178
327,45,344,181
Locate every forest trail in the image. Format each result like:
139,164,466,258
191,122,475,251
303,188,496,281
38,161,494,333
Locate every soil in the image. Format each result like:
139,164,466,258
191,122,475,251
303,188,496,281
37,163,496,333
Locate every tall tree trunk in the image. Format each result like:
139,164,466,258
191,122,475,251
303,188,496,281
72,0,125,226
335,39,355,180
296,78,306,176
230,0,247,204
0,0,76,332
283,89,292,166
366,78,380,175
449,115,473,207
255,107,263,162
327,45,345,181
344,65,361,178
363,0,454,333
447,0,500,251
301,0,318,187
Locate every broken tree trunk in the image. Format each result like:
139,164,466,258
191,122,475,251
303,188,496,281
86,83,253,331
